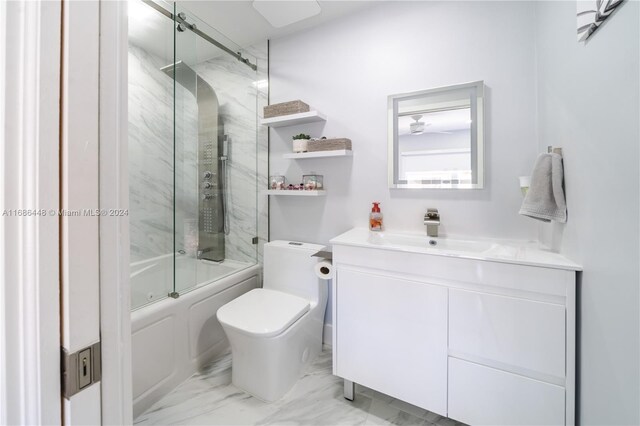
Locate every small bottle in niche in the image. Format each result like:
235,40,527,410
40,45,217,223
369,202,383,231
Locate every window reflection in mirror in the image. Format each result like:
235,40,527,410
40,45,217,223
388,81,484,189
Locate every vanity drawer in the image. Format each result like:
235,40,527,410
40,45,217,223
449,289,566,378
448,358,565,426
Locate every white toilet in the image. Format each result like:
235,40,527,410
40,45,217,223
216,240,328,402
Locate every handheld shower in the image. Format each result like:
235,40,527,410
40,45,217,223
221,134,230,235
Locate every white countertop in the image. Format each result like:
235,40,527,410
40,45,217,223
330,228,582,271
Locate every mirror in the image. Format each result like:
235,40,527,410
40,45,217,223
388,81,484,189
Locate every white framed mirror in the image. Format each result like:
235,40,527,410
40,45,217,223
388,81,484,189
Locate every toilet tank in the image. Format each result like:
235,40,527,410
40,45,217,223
263,241,325,302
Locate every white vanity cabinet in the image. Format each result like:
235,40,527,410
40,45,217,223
331,229,581,426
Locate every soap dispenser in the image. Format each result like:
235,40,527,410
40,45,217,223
369,202,383,231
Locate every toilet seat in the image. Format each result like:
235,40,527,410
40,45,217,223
217,288,310,338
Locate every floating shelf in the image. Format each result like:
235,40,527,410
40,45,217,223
260,111,327,128
264,190,326,197
283,149,353,159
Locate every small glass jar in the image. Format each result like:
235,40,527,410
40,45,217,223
269,175,286,190
303,174,323,190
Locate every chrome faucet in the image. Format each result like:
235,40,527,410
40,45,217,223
424,208,440,237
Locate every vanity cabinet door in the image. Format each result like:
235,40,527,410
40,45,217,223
335,269,448,416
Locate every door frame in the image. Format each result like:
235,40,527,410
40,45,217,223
1,1,133,424
0,1,62,424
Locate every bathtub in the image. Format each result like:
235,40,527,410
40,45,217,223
131,255,260,417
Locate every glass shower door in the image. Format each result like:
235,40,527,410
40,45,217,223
173,4,259,294
128,0,177,309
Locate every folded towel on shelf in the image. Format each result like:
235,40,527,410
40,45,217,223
519,152,567,223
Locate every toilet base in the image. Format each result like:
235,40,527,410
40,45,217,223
227,313,323,402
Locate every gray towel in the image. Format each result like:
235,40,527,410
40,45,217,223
519,153,567,223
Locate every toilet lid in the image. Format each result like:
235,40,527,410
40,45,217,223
217,289,310,338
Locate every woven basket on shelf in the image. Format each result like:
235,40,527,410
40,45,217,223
263,100,310,118
307,138,352,152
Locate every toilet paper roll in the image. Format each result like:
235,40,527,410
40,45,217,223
314,260,334,280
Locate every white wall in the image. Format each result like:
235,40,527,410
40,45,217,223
535,2,639,424
269,1,539,247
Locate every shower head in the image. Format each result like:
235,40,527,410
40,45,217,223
160,60,198,97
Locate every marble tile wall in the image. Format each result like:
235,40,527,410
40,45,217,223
128,40,268,284
128,44,176,264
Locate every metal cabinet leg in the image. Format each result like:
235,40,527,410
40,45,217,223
344,379,355,401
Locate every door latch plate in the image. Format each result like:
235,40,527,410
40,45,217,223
61,341,101,399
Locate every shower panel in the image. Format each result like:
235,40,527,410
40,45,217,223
161,61,225,262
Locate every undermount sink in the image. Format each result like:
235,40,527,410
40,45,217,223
329,228,581,271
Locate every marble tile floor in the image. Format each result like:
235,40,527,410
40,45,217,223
135,347,467,426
